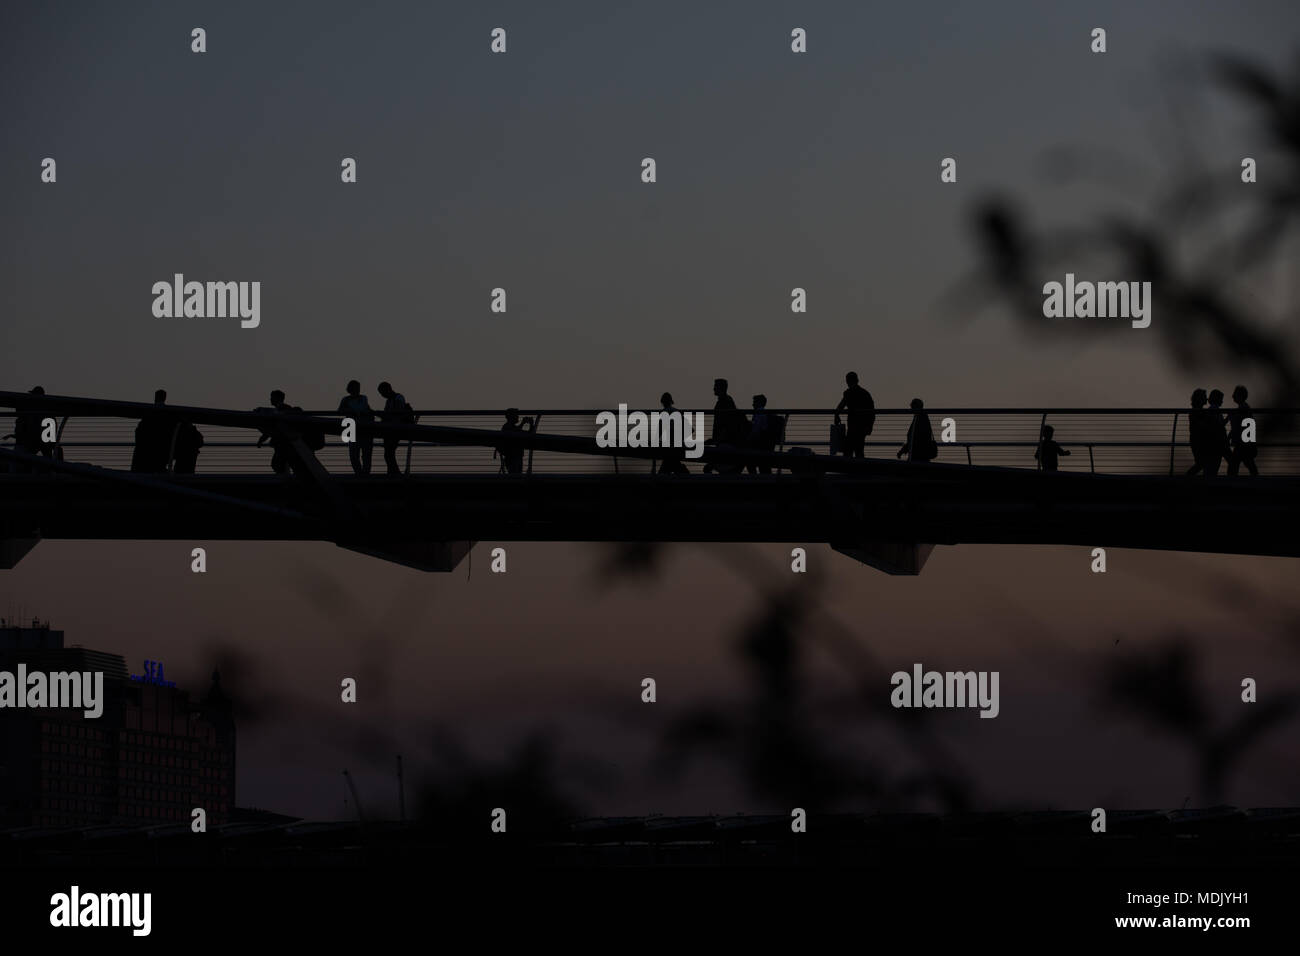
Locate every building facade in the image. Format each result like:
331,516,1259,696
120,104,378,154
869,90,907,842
0,620,235,828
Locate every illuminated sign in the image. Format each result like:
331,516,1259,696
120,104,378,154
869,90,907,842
129,659,176,688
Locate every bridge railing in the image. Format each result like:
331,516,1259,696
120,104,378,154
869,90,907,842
2,406,1298,477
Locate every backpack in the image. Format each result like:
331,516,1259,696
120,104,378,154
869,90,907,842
391,395,416,425
179,422,204,450
829,421,845,455
769,414,787,445
862,391,876,435
920,419,938,461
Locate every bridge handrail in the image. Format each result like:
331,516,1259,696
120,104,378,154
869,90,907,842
4,392,1297,478
5,394,1300,417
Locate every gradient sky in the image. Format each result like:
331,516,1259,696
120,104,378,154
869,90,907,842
2,0,1299,819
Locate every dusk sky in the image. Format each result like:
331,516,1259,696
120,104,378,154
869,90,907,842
3,1,1298,820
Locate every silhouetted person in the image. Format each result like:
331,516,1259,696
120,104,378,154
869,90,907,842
497,408,533,475
338,379,375,475
256,389,295,475
1185,388,1211,476
1226,385,1258,477
1034,424,1070,472
376,382,413,476
172,420,204,474
15,386,52,455
704,378,746,474
656,392,689,476
834,372,875,458
131,389,175,473
712,379,745,442
746,394,777,474
898,398,937,463
11,386,53,473
1206,388,1229,476
1185,385,1222,478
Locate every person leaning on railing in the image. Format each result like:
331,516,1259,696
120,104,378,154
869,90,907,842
376,382,414,476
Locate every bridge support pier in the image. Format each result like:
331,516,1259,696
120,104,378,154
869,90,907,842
831,540,935,576
337,540,477,573
0,537,40,569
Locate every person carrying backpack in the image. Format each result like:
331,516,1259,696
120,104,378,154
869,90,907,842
897,398,938,463
172,420,205,473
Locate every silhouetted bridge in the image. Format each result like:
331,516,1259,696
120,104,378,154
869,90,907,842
3,392,1298,574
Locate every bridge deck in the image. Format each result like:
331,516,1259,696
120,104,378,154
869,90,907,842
4,467,1297,560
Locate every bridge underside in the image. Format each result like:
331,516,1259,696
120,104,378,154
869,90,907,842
3,463,1297,574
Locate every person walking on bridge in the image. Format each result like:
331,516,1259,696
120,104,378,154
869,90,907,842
1034,424,1070,472
655,392,689,476
255,389,296,475
704,378,746,474
834,372,875,459
338,379,375,475
746,394,778,474
1227,385,1258,477
131,389,175,473
897,398,938,463
10,386,55,473
1185,388,1215,477
172,418,204,474
1205,388,1230,477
